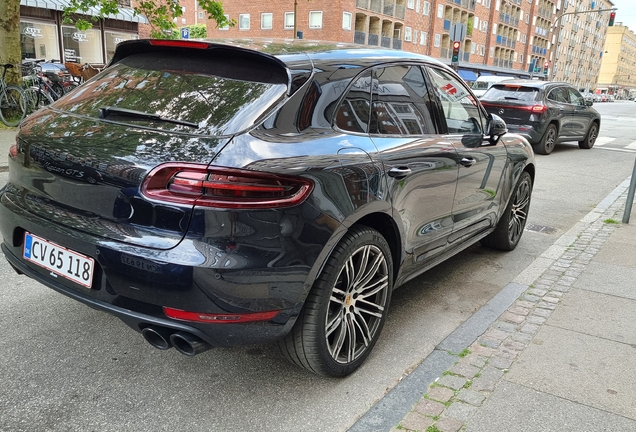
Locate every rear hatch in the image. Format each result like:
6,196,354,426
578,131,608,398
480,84,541,125
8,41,292,249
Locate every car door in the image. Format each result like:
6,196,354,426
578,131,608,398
545,86,573,139
567,87,595,138
424,66,509,245
359,64,459,277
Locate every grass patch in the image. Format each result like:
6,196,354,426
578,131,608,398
458,348,471,358
426,425,442,432
603,218,620,225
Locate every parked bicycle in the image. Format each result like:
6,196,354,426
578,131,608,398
0,64,27,127
21,61,56,113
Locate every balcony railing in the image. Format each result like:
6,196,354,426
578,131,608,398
368,34,379,45
353,31,402,49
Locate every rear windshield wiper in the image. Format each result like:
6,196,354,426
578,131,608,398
98,106,199,129
503,96,521,100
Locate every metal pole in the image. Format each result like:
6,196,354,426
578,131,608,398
622,158,636,224
293,0,298,39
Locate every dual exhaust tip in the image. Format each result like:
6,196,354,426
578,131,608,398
141,326,212,356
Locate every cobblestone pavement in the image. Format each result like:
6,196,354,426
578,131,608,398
392,183,630,432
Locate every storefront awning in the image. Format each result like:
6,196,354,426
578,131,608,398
20,0,148,24
457,69,478,82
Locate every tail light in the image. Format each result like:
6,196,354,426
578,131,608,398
529,105,548,113
164,307,280,323
141,163,313,209
149,40,209,49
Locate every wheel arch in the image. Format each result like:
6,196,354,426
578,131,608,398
353,212,402,286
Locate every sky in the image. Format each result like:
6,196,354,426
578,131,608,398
607,0,636,33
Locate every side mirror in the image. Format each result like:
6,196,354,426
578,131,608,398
586,99,594,106
487,113,508,138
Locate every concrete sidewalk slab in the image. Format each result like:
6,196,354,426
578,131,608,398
466,381,636,432
573,262,636,300
548,288,636,345
504,325,636,420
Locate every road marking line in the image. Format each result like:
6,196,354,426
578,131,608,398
626,141,636,150
597,147,636,153
594,137,616,146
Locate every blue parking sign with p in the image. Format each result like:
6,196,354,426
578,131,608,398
181,28,190,39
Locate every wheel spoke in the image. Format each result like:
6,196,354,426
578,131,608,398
345,314,357,362
357,275,389,299
326,308,344,338
355,298,385,318
351,246,372,288
352,310,372,346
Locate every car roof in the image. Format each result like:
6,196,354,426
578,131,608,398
112,38,448,71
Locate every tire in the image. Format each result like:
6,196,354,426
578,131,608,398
51,83,65,100
24,87,54,114
279,225,393,377
482,171,532,251
535,123,557,155
0,85,27,127
578,122,598,149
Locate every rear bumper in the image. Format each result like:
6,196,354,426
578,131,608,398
505,123,545,145
2,242,298,347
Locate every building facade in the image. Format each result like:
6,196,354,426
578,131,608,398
550,0,614,92
597,24,636,98
19,0,146,65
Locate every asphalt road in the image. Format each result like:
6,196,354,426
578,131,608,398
0,101,634,432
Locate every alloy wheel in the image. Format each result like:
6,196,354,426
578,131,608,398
325,244,389,364
508,177,531,245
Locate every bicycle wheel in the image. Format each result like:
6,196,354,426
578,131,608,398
24,87,54,114
0,85,27,127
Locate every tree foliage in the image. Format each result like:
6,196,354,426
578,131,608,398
63,0,234,38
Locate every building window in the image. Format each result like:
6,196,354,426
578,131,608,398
420,31,427,45
434,33,440,47
61,26,102,64
423,1,430,15
343,12,352,30
198,11,204,19
239,14,250,30
104,31,137,62
437,4,443,18
261,13,273,30
413,30,418,42
284,12,294,29
482,21,488,32
520,54,524,63
489,47,495,58
407,0,415,9
405,27,412,42
309,11,323,29
20,21,60,61
416,0,421,13
219,14,230,30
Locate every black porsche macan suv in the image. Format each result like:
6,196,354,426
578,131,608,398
1,39,535,376
480,80,601,155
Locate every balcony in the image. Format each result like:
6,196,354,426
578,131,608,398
444,20,451,31
368,34,380,45
356,0,368,8
384,3,394,16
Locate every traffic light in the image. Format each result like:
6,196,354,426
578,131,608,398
609,12,615,26
543,61,549,75
452,41,461,63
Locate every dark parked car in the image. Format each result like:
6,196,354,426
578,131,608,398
1,39,535,376
480,80,601,155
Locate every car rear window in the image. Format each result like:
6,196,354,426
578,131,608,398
480,85,540,103
54,51,288,136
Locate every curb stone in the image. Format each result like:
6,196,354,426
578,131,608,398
395,183,629,432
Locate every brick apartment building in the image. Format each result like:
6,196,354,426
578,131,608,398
199,0,566,80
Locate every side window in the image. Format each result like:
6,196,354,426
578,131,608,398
369,65,435,136
426,67,483,134
335,71,372,133
567,87,584,105
547,87,569,103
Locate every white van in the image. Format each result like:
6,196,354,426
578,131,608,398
471,75,515,97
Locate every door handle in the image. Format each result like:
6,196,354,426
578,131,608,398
388,166,412,179
460,157,476,167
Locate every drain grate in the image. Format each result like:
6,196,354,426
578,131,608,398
525,223,557,234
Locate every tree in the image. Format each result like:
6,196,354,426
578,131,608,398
0,0,21,85
63,0,234,38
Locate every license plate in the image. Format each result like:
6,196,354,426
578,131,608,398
23,232,94,288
